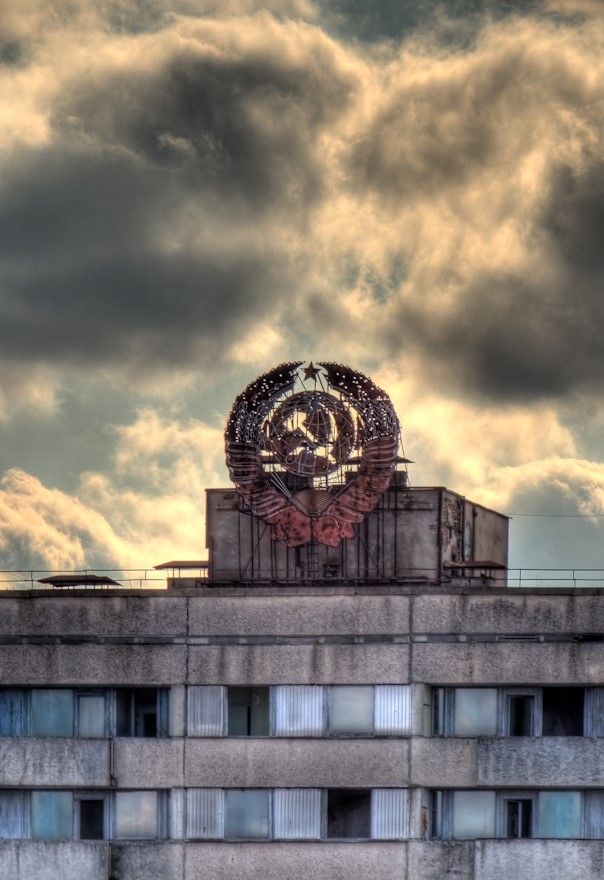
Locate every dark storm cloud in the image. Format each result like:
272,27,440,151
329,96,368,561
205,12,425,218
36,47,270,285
0,22,355,375
0,147,291,369
52,37,352,209
386,161,604,400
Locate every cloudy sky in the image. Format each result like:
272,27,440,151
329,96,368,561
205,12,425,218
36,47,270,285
0,0,602,577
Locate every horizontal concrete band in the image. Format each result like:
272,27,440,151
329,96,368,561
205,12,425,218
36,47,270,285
410,737,604,788
0,840,602,880
1,641,602,685
0,593,601,638
1,737,602,790
0,738,409,788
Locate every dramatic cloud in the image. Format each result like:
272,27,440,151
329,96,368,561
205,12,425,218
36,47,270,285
0,1,602,570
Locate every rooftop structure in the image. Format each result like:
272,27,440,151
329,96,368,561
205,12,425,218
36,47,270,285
0,363,602,880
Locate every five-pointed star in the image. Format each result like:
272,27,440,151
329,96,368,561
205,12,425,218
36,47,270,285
303,362,321,381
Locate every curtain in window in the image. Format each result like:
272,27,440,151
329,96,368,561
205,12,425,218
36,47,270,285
187,686,224,736
273,789,321,839
187,789,224,839
273,686,325,736
375,686,411,735
371,789,408,839
0,690,28,736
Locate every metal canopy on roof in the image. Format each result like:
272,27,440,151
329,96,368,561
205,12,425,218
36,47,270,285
154,560,209,570
37,574,122,587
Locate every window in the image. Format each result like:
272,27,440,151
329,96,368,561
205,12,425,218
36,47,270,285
327,789,371,839
224,790,269,839
452,791,496,839
542,688,584,736
273,686,325,736
504,798,533,838
0,791,27,839
75,794,106,840
114,791,158,839
31,791,73,840
537,791,581,838
227,688,269,736
77,694,106,738
0,690,28,736
116,689,167,737
273,789,322,840
186,685,410,738
507,695,535,736
453,689,498,736
31,690,74,737
329,687,374,735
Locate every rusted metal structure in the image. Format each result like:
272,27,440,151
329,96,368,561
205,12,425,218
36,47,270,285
225,362,400,548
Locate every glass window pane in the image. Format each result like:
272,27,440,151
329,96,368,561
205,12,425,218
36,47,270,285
0,690,28,736
452,791,496,839
115,792,158,839
31,690,74,737
538,792,581,838
32,791,73,839
330,686,374,734
78,696,105,737
225,790,269,839
0,791,27,839
454,689,497,736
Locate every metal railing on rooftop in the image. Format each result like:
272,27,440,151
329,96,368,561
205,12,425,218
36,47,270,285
0,567,603,590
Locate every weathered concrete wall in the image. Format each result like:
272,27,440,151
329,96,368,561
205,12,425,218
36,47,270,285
412,642,603,684
111,842,183,880
411,738,478,787
113,739,184,788
183,738,409,787
412,593,604,634
477,737,604,786
0,645,187,685
184,842,407,880
0,842,108,880
0,738,109,787
0,596,186,638
408,841,604,880
410,737,604,788
474,840,604,880
187,644,410,684
188,594,411,636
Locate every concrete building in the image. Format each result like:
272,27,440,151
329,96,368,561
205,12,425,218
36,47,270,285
0,363,602,879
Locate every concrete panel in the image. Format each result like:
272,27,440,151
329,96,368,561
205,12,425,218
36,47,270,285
0,596,186,637
111,842,184,880
412,643,603,685
113,739,184,788
0,841,109,880
188,644,410,684
408,841,474,880
0,737,109,787
474,839,604,880
412,593,604,635
410,738,477,787
184,841,407,880
188,594,410,636
477,737,604,787
184,738,409,787
0,645,187,685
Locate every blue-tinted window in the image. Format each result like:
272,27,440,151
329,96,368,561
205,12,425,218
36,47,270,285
31,792,73,839
31,690,74,737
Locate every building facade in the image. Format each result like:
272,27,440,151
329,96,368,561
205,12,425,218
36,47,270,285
0,364,602,879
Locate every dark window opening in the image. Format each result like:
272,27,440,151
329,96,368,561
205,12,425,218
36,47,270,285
79,800,104,840
327,789,371,839
542,687,584,736
116,689,160,737
505,800,532,838
508,696,534,736
227,687,269,736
